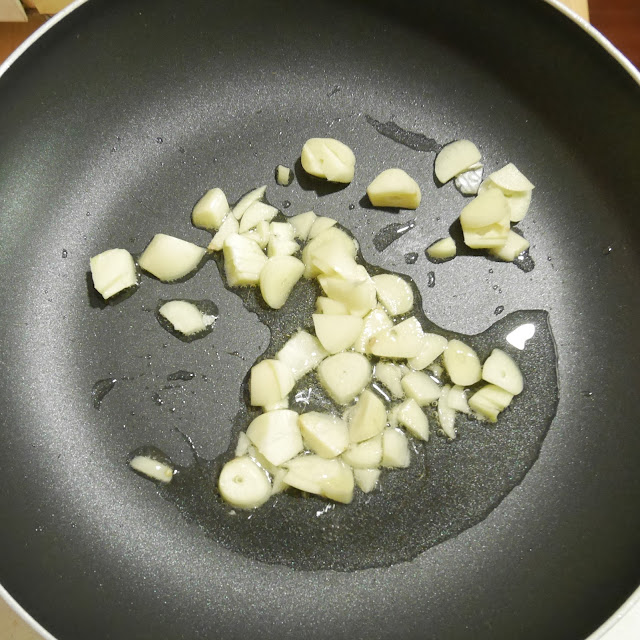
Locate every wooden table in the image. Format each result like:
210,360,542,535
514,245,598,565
0,1,637,639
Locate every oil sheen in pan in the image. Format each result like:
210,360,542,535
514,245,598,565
131,227,559,572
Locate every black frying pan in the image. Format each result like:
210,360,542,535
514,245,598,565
1,0,639,638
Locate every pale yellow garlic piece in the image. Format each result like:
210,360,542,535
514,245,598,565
366,168,421,209
246,409,303,466
443,339,482,386
90,248,137,299
138,234,206,282
284,455,354,503
426,237,457,260
301,138,355,183
435,140,481,184
259,255,304,309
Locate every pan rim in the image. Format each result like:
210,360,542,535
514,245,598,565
0,1,638,639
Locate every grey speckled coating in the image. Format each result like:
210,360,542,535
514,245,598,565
0,0,639,639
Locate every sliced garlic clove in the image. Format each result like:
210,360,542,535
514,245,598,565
366,168,421,209
443,339,482,386
488,163,535,193
435,139,482,184
312,313,363,354
489,230,530,262
371,274,414,316
90,248,138,299
394,398,429,441
246,409,303,466
301,138,356,184
426,237,457,261
317,352,372,405
138,233,206,282
299,411,350,458
482,348,524,395
232,185,267,220
468,384,514,422
223,233,268,286
288,211,317,241
348,389,387,443
381,428,411,468
353,468,381,493
130,455,174,483
249,359,295,408
191,188,230,231
158,300,215,335
401,370,441,405
259,255,304,309
208,214,239,252
218,456,272,509
276,331,328,381
342,435,383,469
437,385,457,439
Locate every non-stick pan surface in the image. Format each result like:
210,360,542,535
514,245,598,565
1,0,639,638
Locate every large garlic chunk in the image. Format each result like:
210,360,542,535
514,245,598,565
371,274,414,316
284,455,354,503
222,233,267,286
250,359,295,408
90,248,138,299
348,389,387,443
435,140,482,184
488,163,535,193
366,168,421,209
158,300,215,335
208,214,239,252
246,409,303,466
393,398,429,441
300,137,355,183
299,412,349,458
192,188,230,230
129,455,173,483
259,255,304,309
426,237,457,261
482,348,523,395
459,189,510,249
288,211,317,241
443,339,482,385
276,331,328,380
312,313,363,354
468,384,514,422
353,468,381,493
239,201,278,233
407,333,448,370
138,233,206,281
401,371,441,405
317,352,372,405
342,436,383,469
268,222,298,258
374,362,405,398
381,428,411,468
353,308,393,353
218,456,272,509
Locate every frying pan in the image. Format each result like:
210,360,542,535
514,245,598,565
1,0,639,638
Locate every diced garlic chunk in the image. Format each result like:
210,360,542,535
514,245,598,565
443,339,482,386
482,348,523,395
488,163,535,193
437,385,457,439
267,222,297,257
381,428,411,468
342,435,383,468
130,455,173,483
353,468,381,493
308,216,338,239
401,370,441,405
246,409,303,466
299,411,349,458
223,233,268,286
366,168,421,209
312,313,363,354
371,274,414,316
276,331,328,380
426,237,457,261
468,384,514,422
259,255,304,309
284,455,354,503
374,362,405,398
232,185,267,220
480,180,532,222
393,398,429,441
435,139,482,184
90,248,138,299
369,316,424,359
316,296,349,315
317,352,372,405
158,300,215,335
353,307,394,353
460,189,510,229
301,138,356,184
348,389,387,443
239,201,278,233
489,230,530,261
138,233,206,282
275,164,293,186
318,272,377,317
407,332,448,370
192,188,230,230
250,359,295,408
288,211,317,241
208,214,239,251
218,456,272,509
447,385,470,414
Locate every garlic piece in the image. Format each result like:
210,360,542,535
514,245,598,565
482,348,524,395
299,412,350,458
443,339,482,386
90,248,137,299
246,409,303,466
138,234,206,282
366,168,421,209
371,274,414,316
191,188,230,230
218,456,272,509
259,255,304,309
317,352,372,405
130,455,173,483
426,237,457,261
158,300,215,335
301,137,355,183
435,140,482,184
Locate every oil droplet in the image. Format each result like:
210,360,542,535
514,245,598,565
61,249,68,258
110,147,117,153
282,200,291,209
582,391,594,399
92,378,116,409
602,245,613,256
348,204,356,211
152,393,164,406
488,268,494,274
373,220,416,251
156,137,163,144
427,271,436,288
404,252,419,265
494,305,504,316
167,370,195,382
492,284,499,291
514,251,535,273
